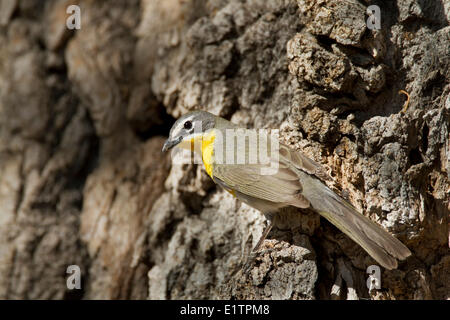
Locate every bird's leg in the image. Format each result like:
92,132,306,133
252,220,274,253
242,215,277,274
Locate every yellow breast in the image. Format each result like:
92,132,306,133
193,130,236,197
200,130,215,178
189,130,216,178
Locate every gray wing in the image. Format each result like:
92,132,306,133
212,143,314,209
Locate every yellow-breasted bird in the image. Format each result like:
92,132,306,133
162,110,411,269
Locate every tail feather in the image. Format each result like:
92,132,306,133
298,172,411,270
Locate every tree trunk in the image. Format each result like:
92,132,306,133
0,0,448,299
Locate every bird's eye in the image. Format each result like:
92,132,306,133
184,120,192,130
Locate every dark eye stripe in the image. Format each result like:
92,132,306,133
184,121,192,130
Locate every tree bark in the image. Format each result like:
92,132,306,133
0,0,448,299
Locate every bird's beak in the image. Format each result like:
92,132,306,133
162,137,181,152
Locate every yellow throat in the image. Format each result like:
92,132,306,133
189,129,236,197
200,130,215,178
187,130,215,178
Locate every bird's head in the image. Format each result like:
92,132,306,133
162,110,216,152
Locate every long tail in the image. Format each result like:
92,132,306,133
298,172,411,270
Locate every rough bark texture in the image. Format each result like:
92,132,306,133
0,0,449,300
